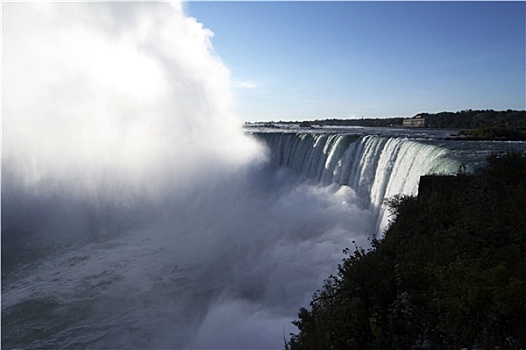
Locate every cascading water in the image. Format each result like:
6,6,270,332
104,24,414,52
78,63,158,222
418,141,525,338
3,3,521,349
3,3,375,348
255,132,463,235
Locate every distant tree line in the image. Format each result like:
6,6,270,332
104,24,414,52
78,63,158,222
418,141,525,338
418,109,526,129
286,151,526,349
302,117,404,128
273,109,526,130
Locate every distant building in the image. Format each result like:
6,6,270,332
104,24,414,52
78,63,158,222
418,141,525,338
403,115,426,128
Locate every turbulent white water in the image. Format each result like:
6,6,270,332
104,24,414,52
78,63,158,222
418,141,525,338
3,3,520,349
2,3,373,349
256,132,463,235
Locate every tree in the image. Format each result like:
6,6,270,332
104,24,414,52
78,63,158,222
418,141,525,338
286,152,526,349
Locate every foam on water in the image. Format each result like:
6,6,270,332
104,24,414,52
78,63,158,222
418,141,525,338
256,132,463,236
6,3,512,348
2,3,374,348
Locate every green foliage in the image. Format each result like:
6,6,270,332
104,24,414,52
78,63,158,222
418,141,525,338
286,152,526,349
459,126,526,141
420,109,526,130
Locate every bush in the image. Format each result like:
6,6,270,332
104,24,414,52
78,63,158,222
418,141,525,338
286,152,526,349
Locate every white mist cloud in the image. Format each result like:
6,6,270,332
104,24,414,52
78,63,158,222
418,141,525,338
3,2,263,196
2,3,376,349
2,165,374,348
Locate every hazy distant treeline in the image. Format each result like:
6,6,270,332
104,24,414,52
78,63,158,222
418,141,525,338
276,109,526,129
418,109,526,129
298,117,403,128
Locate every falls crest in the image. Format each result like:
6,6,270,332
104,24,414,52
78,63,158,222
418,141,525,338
256,132,461,235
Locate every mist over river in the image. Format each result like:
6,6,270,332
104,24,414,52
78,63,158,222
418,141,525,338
2,3,525,349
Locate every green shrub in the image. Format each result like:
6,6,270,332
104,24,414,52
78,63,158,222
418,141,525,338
286,152,526,349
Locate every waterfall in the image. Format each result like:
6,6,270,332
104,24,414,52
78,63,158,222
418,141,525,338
3,4,519,349
255,132,462,235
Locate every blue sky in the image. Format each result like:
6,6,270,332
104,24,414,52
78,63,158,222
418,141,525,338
186,1,525,122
